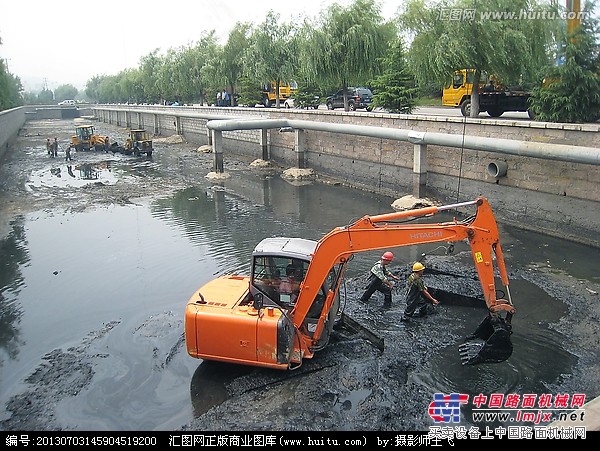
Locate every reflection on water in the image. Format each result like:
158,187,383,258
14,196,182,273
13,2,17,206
0,162,595,430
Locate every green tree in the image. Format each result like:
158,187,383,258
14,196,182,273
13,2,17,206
529,5,600,122
169,33,220,105
219,23,252,104
400,0,555,117
300,0,395,111
0,63,23,110
236,75,263,106
369,39,418,113
246,11,297,108
0,36,23,111
85,76,103,103
139,50,164,104
117,69,144,104
37,88,54,104
54,84,78,102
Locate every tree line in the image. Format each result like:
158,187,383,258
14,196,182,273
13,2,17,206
1,0,599,122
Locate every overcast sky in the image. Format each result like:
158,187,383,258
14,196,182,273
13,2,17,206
0,0,401,92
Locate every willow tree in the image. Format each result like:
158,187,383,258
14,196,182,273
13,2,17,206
218,23,252,104
246,11,296,108
166,33,220,105
400,0,555,117
300,0,395,111
139,50,164,104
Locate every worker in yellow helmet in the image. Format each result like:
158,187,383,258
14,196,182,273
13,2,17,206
401,262,439,321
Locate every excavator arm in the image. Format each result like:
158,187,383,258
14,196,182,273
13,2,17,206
291,197,514,365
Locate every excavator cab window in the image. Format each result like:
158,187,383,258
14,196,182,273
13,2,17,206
251,256,308,308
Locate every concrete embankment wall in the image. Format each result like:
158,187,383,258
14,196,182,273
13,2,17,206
94,105,600,248
0,107,26,162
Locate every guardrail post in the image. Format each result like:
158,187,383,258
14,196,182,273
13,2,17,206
260,129,269,160
295,129,306,169
212,130,224,173
413,142,427,198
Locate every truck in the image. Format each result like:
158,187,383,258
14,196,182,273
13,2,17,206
260,81,298,108
184,196,515,370
442,69,533,118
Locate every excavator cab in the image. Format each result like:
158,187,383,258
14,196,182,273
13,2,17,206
250,237,341,352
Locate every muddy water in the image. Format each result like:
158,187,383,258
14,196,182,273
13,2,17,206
0,119,599,431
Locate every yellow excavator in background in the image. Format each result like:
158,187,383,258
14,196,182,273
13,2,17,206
185,197,515,370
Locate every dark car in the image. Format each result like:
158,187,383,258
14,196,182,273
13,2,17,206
326,87,373,111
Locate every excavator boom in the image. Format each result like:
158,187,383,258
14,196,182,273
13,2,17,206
184,197,514,369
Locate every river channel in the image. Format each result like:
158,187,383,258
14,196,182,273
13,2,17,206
0,119,598,432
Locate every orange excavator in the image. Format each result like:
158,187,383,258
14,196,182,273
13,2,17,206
185,197,515,370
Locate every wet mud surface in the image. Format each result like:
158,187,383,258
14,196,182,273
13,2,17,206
1,119,599,432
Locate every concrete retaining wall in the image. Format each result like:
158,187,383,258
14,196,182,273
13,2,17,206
95,105,600,246
92,105,600,247
0,107,26,163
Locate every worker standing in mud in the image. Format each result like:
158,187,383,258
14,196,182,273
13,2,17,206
359,251,400,305
46,138,52,156
52,138,59,157
65,145,73,162
401,262,438,321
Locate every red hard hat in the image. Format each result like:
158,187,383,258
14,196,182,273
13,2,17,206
382,251,394,261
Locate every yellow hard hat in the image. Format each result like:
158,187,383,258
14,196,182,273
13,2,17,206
412,262,425,272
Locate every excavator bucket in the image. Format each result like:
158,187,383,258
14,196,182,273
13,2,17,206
459,315,513,365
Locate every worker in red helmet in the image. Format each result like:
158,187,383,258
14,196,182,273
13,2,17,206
359,251,400,305
401,261,439,321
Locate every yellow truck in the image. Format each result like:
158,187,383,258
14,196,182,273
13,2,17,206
260,81,298,107
442,69,532,118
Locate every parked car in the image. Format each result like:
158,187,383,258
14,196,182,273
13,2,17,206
283,95,320,109
58,99,76,106
326,87,373,111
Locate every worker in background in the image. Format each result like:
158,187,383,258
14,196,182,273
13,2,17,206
359,251,400,305
104,136,110,152
46,138,52,156
65,145,73,162
52,138,59,157
401,262,439,321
